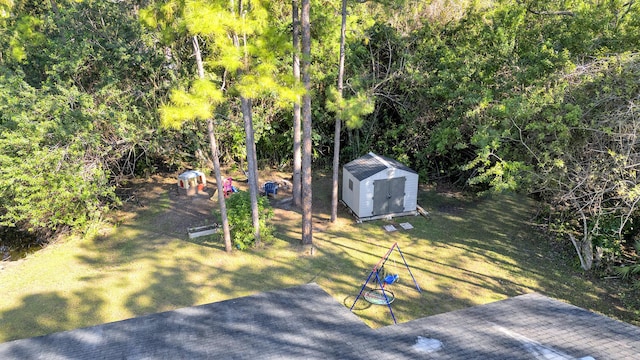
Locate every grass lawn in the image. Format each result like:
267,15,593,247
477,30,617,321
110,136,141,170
0,171,637,343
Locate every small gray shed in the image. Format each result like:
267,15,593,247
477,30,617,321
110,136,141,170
342,152,419,221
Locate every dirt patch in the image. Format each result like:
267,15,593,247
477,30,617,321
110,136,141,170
116,174,210,235
114,170,305,238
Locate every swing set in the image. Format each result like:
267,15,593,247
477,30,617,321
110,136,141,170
350,242,421,324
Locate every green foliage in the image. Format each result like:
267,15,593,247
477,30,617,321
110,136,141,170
325,87,375,129
221,191,274,250
2,0,639,275
178,0,296,100
7,15,44,62
615,241,640,279
0,73,116,233
143,0,301,168
590,215,625,262
472,52,640,269
339,0,640,186
160,79,224,129
0,1,174,244
328,0,640,271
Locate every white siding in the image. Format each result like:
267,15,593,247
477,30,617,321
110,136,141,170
341,169,360,216
403,171,419,212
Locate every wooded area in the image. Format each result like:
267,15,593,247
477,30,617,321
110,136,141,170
1,0,639,280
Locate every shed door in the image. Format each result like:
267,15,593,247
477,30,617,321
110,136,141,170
372,177,406,216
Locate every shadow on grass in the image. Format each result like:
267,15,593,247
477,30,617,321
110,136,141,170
182,234,227,250
0,290,106,341
2,173,637,344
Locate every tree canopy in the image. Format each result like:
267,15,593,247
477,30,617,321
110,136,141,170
1,0,640,275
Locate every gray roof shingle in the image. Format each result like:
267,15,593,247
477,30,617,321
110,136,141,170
1,283,638,359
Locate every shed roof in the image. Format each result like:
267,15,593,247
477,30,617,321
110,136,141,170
344,152,416,181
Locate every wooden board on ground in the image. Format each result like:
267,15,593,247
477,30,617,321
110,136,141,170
188,224,220,239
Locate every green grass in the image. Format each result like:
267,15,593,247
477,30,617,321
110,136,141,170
0,174,637,342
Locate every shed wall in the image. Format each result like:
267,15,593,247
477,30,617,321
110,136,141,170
403,172,419,211
341,169,361,216
358,168,417,217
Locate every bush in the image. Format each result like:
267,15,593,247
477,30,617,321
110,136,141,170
220,191,274,250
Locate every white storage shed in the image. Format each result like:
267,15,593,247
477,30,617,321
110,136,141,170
342,152,419,221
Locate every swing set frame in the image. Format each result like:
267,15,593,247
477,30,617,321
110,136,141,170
349,242,422,324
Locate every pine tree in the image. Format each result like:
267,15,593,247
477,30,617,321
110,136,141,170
291,0,302,208
145,0,299,248
143,2,233,251
301,0,313,247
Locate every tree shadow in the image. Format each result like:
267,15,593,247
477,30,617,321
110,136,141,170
1,290,106,341
2,173,637,345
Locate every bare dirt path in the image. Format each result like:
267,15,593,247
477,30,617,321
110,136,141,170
114,170,312,240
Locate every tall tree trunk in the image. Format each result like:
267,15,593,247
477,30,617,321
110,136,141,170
193,36,205,78
292,0,302,208
242,97,261,246
194,35,232,252
330,0,348,223
235,0,261,247
301,0,313,246
207,120,232,252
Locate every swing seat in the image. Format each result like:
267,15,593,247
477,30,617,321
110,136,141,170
364,289,395,305
384,274,399,285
